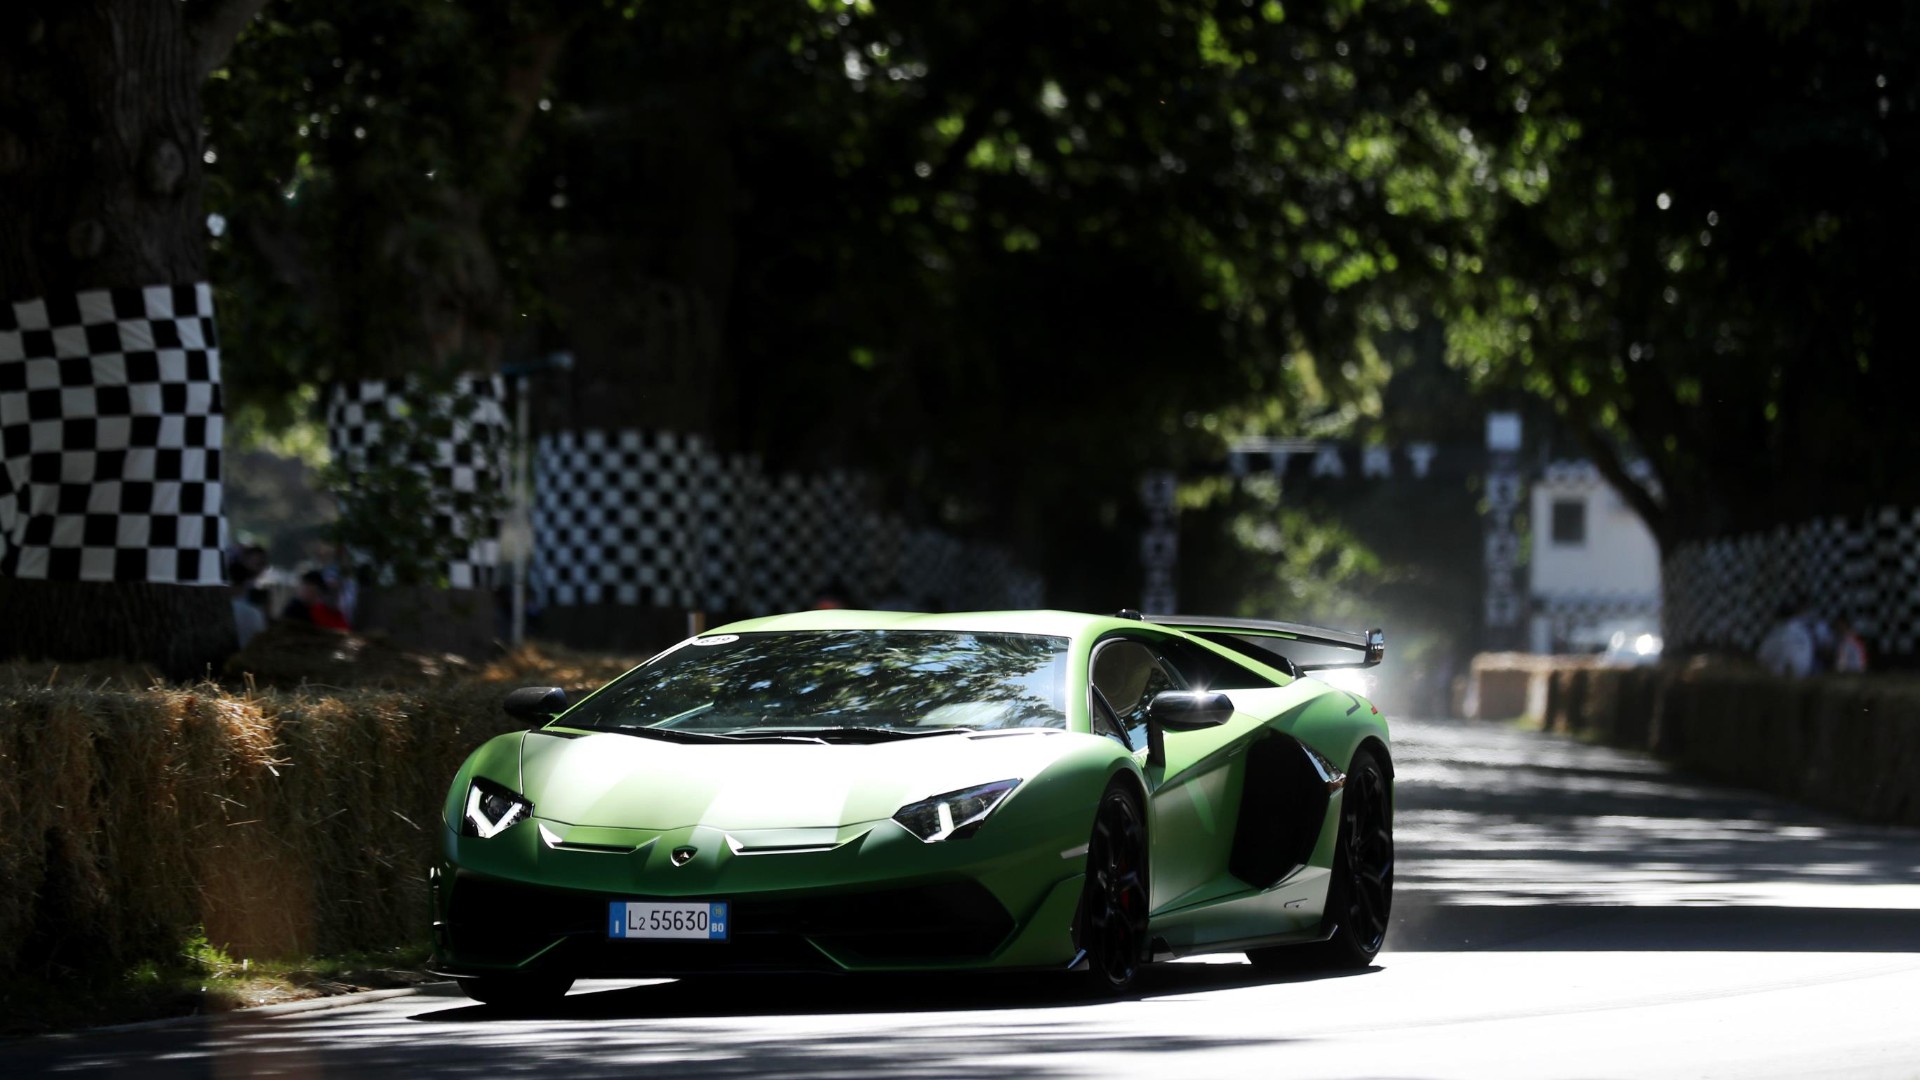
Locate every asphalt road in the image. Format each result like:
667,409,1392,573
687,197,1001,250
10,716,1920,1079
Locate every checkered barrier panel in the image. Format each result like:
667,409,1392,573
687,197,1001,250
744,472,824,612
0,284,226,584
530,429,703,607
1665,508,1920,660
964,545,1046,610
528,427,1045,615
862,512,908,603
325,377,508,590
902,528,965,610
695,453,753,611
1534,591,1662,644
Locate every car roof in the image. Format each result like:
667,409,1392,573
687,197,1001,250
705,608,1146,642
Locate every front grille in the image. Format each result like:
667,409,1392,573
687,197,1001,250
442,872,1015,973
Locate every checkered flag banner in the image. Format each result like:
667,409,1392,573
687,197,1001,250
1665,507,1920,662
325,376,508,590
528,427,1046,614
0,284,225,584
531,429,704,608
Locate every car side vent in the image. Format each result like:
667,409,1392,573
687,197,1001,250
1229,733,1333,889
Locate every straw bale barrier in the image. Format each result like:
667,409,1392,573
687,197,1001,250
1544,664,1920,827
0,643,641,979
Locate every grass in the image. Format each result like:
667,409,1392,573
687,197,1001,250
0,934,436,1038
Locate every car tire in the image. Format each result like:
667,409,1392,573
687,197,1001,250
1248,744,1393,971
1075,782,1150,992
456,973,574,1008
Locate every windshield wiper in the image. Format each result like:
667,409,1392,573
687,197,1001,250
738,726,970,744
606,725,745,744
606,725,829,745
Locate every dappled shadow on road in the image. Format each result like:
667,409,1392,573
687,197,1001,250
0,966,1338,1079
418,962,1373,1025
1388,716,1920,952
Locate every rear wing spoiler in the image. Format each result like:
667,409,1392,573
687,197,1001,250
1144,615,1385,671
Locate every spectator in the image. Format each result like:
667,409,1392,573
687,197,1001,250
312,543,358,627
1834,615,1869,673
227,545,270,647
1807,610,1836,672
811,581,856,610
1756,601,1815,678
282,569,351,631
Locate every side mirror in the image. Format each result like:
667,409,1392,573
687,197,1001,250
1144,690,1235,768
504,686,568,723
1148,690,1235,731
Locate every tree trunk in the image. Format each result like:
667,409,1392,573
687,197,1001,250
0,578,234,676
0,2,253,677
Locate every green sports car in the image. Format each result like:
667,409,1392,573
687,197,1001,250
430,609,1394,1005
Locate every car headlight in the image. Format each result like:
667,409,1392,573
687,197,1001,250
462,777,533,839
892,779,1022,842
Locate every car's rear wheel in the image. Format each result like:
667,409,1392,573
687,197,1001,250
456,973,574,1008
1076,782,1150,992
1249,744,1393,971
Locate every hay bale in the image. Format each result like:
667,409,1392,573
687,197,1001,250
0,643,644,976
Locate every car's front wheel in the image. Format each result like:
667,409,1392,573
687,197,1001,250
1076,782,1150,992
456,973,574,1009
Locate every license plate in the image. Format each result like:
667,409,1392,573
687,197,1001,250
608,901,729,941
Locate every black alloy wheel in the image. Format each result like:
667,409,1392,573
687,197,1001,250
456,973,574,1009
1077,784,1151,991
1250,744,1394,971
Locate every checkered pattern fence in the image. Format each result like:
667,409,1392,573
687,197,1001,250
324,377,508,590
1665,508,1920,660
0,285,226,584
1535,592,1662,645
532,429,704,607
530,428,1042,614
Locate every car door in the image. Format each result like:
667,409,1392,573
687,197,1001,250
1088,636,1250,913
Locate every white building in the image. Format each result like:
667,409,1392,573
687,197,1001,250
1528,460,1662,653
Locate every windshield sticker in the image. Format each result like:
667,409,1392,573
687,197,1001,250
692,634,739,646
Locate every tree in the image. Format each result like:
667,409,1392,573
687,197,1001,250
536,0,1500,609
207,1,583,415
1,1,267,675
1440,1,1920,549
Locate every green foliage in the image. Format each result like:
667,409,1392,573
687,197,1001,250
200,0,1916,608
317,382,510,587
207,0,578,429
181,929,238,978
531,0,1509,603
1432,1,1920,544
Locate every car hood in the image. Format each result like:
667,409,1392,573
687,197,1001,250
518,728,1086,831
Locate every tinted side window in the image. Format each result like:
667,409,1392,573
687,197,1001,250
1157,637,1284,690
1091,640,1180,753
1089,692,1130,749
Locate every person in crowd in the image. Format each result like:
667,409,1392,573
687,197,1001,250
282,569,351,630
1756,601,1815,678
811,581,855,610
310,543,358,627
227,546,270,647
1833,615,1869,673
1807,609,1836,672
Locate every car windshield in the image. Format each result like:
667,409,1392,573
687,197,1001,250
555,630,1071,738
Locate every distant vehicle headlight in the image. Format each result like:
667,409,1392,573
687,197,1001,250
463,777,533,839
893,779,1022,842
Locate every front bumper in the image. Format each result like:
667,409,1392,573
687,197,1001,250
430,814,1088,977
